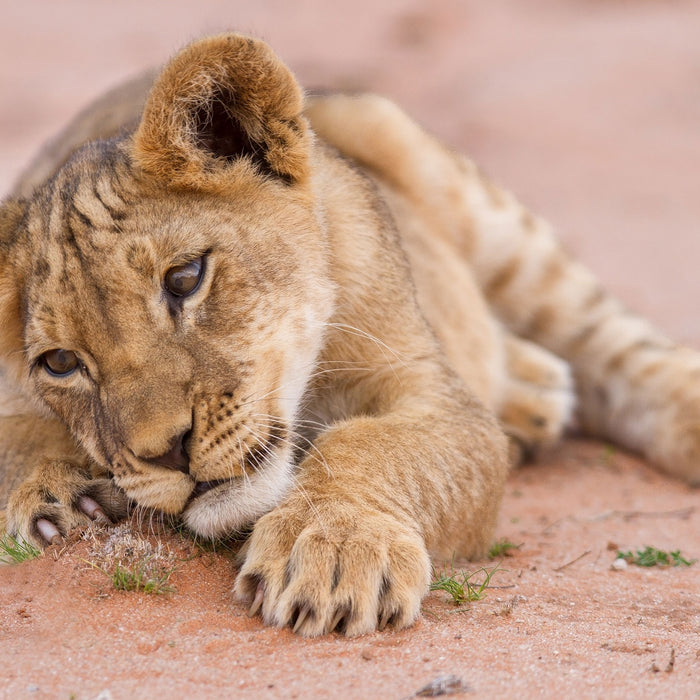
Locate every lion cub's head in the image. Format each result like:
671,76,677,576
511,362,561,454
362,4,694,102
0,35,335,537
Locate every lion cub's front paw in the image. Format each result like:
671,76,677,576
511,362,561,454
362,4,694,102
6,460,129,547
234,503,431,636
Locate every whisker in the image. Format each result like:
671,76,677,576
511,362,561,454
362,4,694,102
324,322,408,363
291,417,330,431
248,413,334,479
235,434,253,490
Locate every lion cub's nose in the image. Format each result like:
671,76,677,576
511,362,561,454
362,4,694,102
140,430,191,474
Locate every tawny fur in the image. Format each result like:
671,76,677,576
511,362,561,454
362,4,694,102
0,34,697,637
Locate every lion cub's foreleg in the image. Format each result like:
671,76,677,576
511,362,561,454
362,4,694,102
235,385,508,636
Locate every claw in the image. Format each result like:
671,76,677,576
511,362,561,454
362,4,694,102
36,518,62,546
78,495,109,522
329,608,346,633
378,607,393,631
248,582,265,618
292,605,312,634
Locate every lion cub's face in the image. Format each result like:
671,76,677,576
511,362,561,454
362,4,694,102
2,35,336,537
0,35,344,536
17,142,332,537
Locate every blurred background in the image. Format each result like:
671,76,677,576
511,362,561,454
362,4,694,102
1,0,699,340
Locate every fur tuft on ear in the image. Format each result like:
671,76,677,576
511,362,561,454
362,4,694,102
133,34,310,189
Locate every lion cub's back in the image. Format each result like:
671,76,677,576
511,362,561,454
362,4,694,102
12,70,155,198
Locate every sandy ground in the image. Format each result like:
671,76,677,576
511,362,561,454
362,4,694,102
1,1,700,698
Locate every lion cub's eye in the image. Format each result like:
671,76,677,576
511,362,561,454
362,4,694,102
164,257,204,297
41,349,79,377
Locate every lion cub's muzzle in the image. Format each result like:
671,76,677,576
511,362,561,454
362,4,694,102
112,394,295,532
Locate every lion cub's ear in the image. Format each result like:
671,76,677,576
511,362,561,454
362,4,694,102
133,34,309,190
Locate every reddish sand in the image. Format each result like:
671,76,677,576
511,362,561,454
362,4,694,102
1,2,700,698
2,442,699,698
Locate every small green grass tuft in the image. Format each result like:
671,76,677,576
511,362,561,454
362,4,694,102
488,538,520,559
616,546,696,568
430,562,499,605
86,555,176,594
0,532,41,564
109,558,176,594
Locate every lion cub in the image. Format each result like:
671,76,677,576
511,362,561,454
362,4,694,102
1,35,698,636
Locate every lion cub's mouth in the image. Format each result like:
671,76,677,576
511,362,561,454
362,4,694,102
190,479,231,500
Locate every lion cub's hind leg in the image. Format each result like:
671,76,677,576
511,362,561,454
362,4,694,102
498,334,576,465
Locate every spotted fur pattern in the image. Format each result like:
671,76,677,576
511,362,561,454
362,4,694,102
0,35,697,637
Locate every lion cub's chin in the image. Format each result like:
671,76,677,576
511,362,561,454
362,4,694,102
181,451,296,539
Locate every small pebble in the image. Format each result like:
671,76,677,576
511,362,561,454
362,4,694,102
414,674,470,697
611,558,628,571
92,691,113,700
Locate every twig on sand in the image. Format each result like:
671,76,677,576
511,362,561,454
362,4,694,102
553,549,591,572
